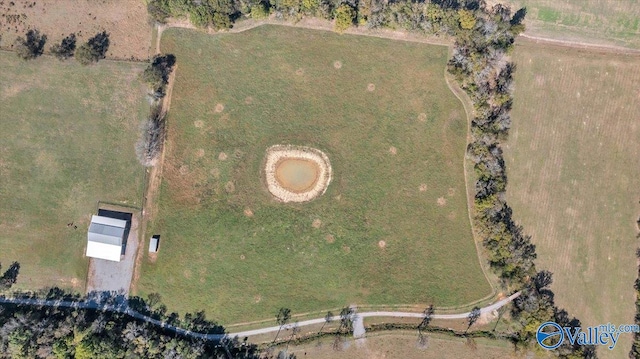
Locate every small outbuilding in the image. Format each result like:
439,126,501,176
86,215,127,262
149,235,160,253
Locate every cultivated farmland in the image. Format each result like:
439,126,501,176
0,51,148,292
138,25,492,324
504,40,640,358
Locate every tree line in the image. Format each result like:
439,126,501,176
13,29,110,65
443,2,594,357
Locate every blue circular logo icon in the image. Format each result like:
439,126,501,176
537,321,564,350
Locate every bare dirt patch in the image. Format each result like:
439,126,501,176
218,152,228,161
378,240,386,249
342,245,351,253
240,254,246,260
254,295,261,303
0,0,151,60
244,96,254,104
418,113,427,122
194,120,204,128
264,145,332,203
244,208,254,217
196,148,205,158
312,218,322,228
333,60,342,69
437,197,447,206
295,68,304,75
447,187,456,196
367,83,376,92
325,234,335,243
419,184,427,192
215,103,225,113
389,146,397,155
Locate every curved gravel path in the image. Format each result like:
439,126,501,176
0,292,519,340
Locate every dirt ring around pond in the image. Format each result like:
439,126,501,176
264,145,332,203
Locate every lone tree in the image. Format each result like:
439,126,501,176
319,311,333,334
466,306,481,333
141,54,176,98
274,307,291,342
338,307,353,333
50,33,77,60
13,29,47,60
0,262,20,290
418,304,434,333
135,105,166,166
75,31,110,65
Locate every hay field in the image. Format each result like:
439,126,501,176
0,51,148,292
504,40,640,358
0,0,152,60
138,25,492,324
282,332,534,359
503,0,640,49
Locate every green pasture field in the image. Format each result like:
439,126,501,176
504,40,640,358
0,51,147,292
505,0,640,49
137,25,492,324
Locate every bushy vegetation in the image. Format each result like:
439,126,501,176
136,105,167,167
631,249,640,357
75,31,110,65
141,54,177,98
50,33,77,61
13,29,47,60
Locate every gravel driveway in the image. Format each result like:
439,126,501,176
86,209,140,295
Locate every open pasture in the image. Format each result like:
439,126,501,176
137,25,492,324
0,51,148,292
504,40,640,358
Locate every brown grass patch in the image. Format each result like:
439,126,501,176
437,197,447,206
254,294,261,303
218,152,228,161
240,254,246,260
312,218,322,228
419,184,427,192
184,269,192,279
210,167,220,179
0,0,151,60
447,187,456,196
244,96,254,104
389,146,397,155
196,148,205,158
367,83,376,92
418,113,427,122
194,120,204,128
378,240,386,249
244,208,254,217
225,181,235,193
342,245,351,253
325,234,335,243
215,103,225,113
333,60,342,69
295,68,304,75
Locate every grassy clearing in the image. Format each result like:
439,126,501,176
504,40,640,358
137,25,491,324
0,51,148,292
504,0,640,49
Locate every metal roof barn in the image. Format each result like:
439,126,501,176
86,215,127,262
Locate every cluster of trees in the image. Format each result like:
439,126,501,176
442,2,592,357
0,289,282,358
146,0,502,33
136,54,176,167
13,29,110,65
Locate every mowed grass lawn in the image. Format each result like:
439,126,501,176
138,26,491,324
504,41,640,358
0,52,147,292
